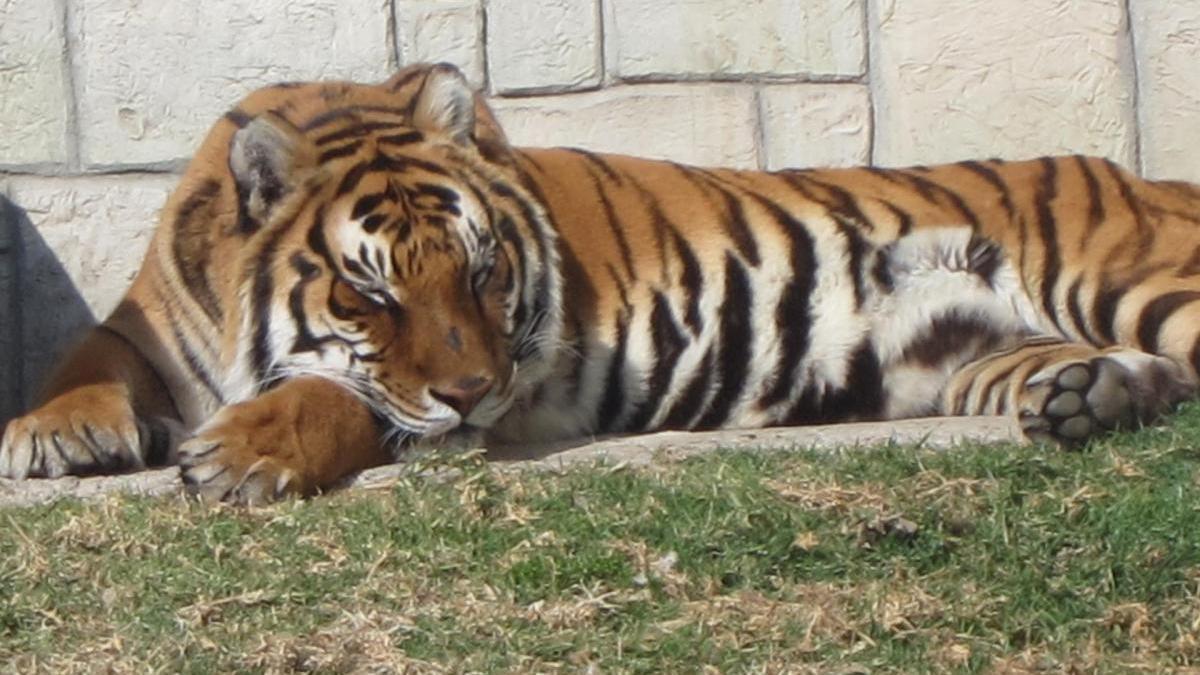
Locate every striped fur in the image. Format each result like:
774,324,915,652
2,63,1198,502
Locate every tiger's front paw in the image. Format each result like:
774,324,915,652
0,385,152,479
178,400,310,506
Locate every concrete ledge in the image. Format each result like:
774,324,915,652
0,416,1024,508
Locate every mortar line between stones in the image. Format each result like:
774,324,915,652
480,0,492,94
752,86,768,171
386,0,400,70
59,0,83,173
596,0,608,86
1123,0,1145,175
863,0,880,166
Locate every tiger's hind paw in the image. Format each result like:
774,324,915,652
1019,352,1195,446
0,386,171,479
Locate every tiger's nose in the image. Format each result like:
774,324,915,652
430,376,494,417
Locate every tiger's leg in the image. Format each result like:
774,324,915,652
944,338,1197,445
178,376,391,505
0,326,180,478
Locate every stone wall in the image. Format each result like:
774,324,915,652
1,0,1198,421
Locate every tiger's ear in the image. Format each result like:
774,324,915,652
410,64,478,145
229,112,313,223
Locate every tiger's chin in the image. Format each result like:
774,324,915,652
376,396,514,460
397,424,488,460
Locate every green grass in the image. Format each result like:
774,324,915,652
7,406,1200,672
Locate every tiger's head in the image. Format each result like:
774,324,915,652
224,64,561,448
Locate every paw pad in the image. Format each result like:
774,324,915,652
1021,353,1193,446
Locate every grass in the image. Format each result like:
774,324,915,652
7,406,1200,672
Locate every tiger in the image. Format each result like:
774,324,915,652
2,62,1198,504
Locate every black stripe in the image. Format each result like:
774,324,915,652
1101,159,1147,232
1092,283,1122,345
569,148,624,183
1179,246,1200,277
491,174,555,338
1074,155,1106,232
318,142,363,165
882,201,914,236
315,121,407,146
1092,262,1173,346
871,250,894,293
1034,157,1064,332
413,182,462,211
754,204,817,410
352,193,386,220
694,253,754,430
165,313,223,402
864,166,905,186
361,214,387,234
800,174,874,232
172,178,225,322
596,310,632,433
371,153,451,177
691,170,762,267
495,215,529,331
377,131,425,147
617,169,671,281
287,253,335,355
626,293,690,431
1136,290,1200,353
413,182,458,201
669,230,705,335
336,160,372,196
900,311,1010,369
250,210,310,385
899,169,981,229
1066,277,1096,345
336,155,451,197
971,353,1034,415
785,341,884,424
959,160,1016,221
607,263,630,309
300,105,407,132
833,214,869,308
575,155,637,280
660,350,715,430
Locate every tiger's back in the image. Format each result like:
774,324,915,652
489,149,1200,443
2,63,1197,502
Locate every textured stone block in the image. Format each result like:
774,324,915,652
760,84,871,170
396,1,485,87
1131,4,1200,182
486,0,600,94
605,0,864,80
491,84,760,169
872,0,1136,167
71,0,394,168
0,1,70,166
7,175,177,396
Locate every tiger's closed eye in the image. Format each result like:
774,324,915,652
471,261,494,290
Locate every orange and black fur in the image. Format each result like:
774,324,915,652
3,63,1198,503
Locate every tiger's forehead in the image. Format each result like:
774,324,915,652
321,168,486,287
